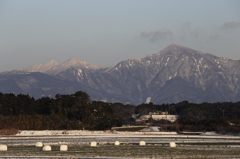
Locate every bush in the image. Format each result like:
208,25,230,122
0,128,19,135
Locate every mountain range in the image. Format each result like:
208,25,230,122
1,43,240,104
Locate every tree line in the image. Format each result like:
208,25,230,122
0,92,240,133
0,91,122,130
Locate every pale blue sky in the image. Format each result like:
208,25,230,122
0,0,240,72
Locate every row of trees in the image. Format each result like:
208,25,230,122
0,92,122,130
0,92,240,133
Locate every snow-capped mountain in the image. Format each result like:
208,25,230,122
1,43,240,104
22,60,60,73
48,58,104,75
22,58,103,75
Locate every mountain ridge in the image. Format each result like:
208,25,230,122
0,43,240,104
22,58,104,75
22,60,60,73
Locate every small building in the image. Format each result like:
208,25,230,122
132,113,178,123
151,115,178,123
149,111,168,115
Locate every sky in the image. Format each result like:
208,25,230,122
0,0,240,72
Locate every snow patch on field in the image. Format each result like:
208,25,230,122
17,130,178,136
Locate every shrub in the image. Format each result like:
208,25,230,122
0,128,19,135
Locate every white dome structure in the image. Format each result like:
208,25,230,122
90,141,97,147
60,145,68,151
169,142,176,147
139,141,146,146
0,145,7,151
35,142,43,147
42,145,51,151
114,141,120,145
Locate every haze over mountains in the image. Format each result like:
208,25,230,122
1,43,240,104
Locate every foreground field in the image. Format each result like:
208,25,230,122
1,144,240,159
1,130,240,158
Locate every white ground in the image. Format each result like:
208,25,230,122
1,130,240,158
0,130,238,146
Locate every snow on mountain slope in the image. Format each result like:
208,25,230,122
1,44,240,104
98,43,240,103
46,58,104,75
23,58,104,75
22,60,59,73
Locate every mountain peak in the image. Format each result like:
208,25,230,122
167,43,192,49
59,58,89,70
22,60,59,73
45,58,104,75
160,43,199,54
64,57,80,63
49,60,59,65
169,43,180,46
